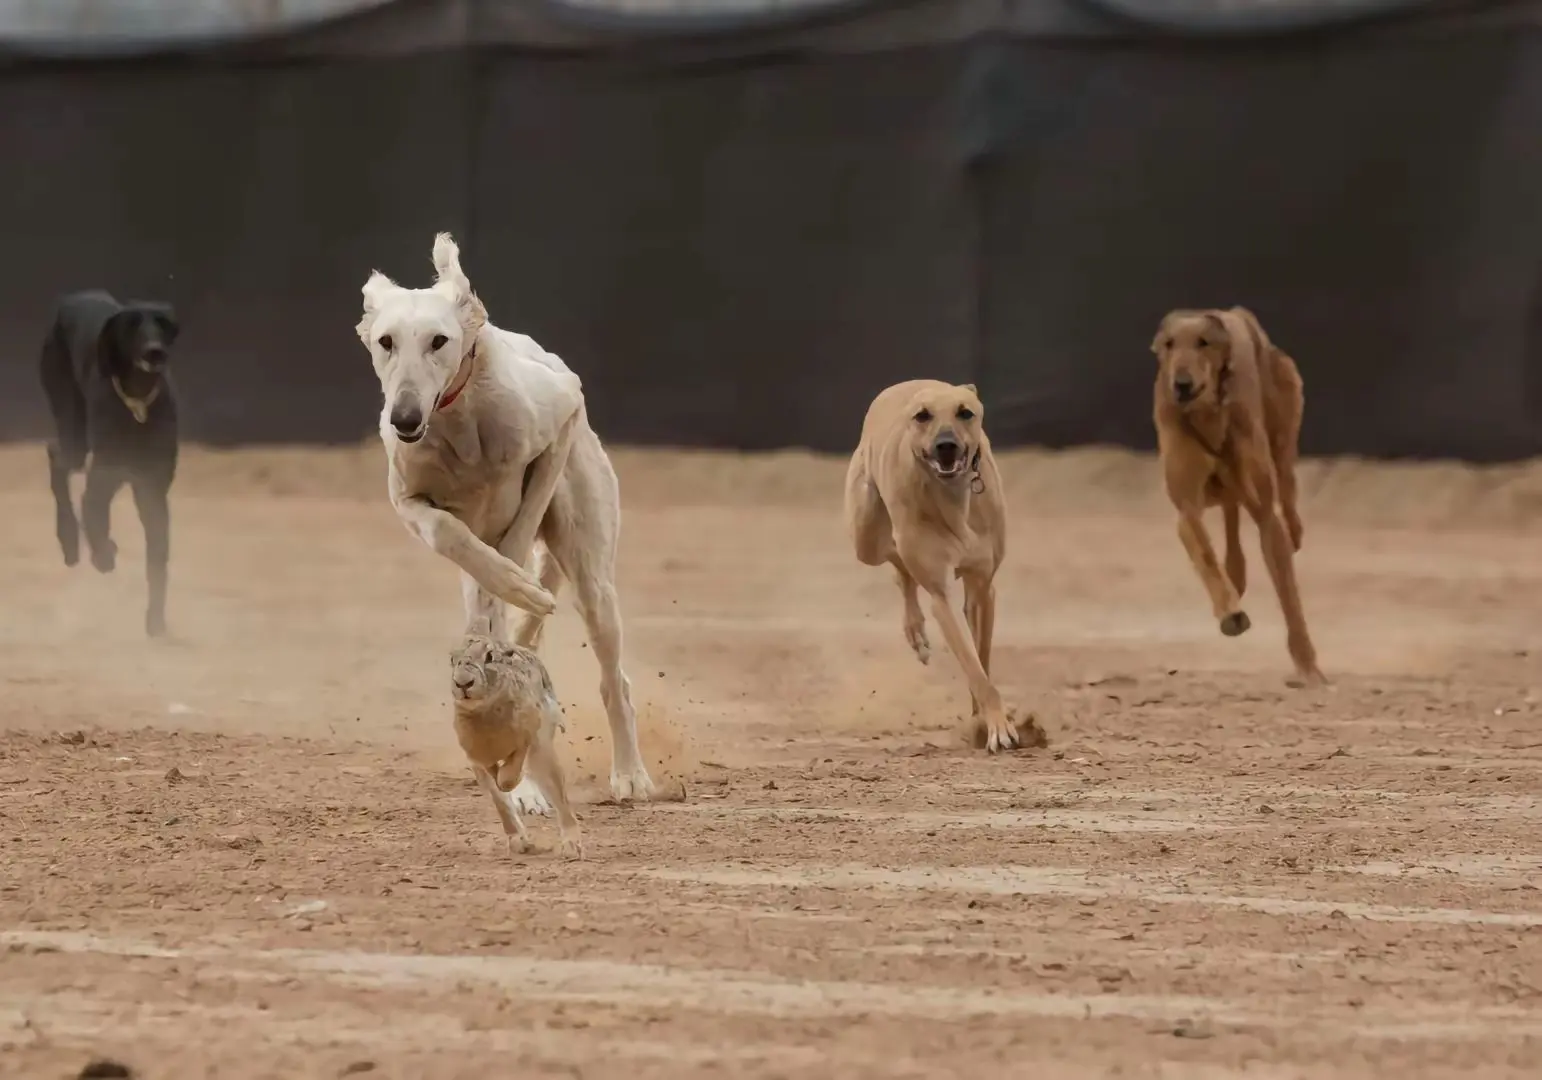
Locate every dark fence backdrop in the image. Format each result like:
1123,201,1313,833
0,0,1538,460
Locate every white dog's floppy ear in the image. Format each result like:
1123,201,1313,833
356,270,399,346
430,232,488,343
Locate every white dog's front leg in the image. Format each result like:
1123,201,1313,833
391,489,555,618
500,410,579,570
499,408,581,649
507,775,554,817
460,571,507,641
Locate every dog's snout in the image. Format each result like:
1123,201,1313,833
453,675,475,692
143,346,167,366
1172,371,1197,402
932,430,962,465
389,403,425,438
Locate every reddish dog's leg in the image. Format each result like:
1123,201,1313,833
1222,498,1247,598
1166,456,1247,637
1241,457,1325,686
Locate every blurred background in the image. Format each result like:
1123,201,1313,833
0,0,1538,460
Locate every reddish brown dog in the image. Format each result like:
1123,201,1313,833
1151,307,1326,687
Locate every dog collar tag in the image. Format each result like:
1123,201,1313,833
112,376,161,424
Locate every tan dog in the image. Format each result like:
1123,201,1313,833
845,379,1039,752
1151,307,1325,686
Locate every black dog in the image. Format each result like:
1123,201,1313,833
40,290,181,638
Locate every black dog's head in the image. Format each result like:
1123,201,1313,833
101,303,180,381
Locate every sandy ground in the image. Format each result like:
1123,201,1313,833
1,442,1541,1079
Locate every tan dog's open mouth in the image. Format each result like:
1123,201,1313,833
920,442,973,482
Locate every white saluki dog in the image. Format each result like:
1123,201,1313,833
356,232,655,811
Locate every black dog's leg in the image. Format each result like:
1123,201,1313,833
47,446,81,566
131,477,171,637
39,332,87,566
81,467,124,574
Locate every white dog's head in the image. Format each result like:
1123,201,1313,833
356,232,488,443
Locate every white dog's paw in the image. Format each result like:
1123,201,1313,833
509,776,553,816
493,562,557,617
609,764,655,804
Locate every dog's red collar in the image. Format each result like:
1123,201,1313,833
435,345,477,413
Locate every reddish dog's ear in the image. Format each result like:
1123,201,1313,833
1151,312,1177,356
1229,305,1272,354
1200,311,1231,350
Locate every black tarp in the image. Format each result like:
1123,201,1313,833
1,0,1539,460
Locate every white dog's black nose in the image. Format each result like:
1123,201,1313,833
390,404,425,439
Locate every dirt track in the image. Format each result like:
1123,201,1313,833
2,443,1540,1079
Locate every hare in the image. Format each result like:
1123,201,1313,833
450,629,583,859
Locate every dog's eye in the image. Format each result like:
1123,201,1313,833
430,334,448,351
1164,339,1173,351
956,406,975,421
913,408,933,424
1196,337,1208,348
378,334,394,352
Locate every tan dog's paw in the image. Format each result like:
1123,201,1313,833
1285,667,1329,690
971,707,1048,754
1219,611,1251,637
904,617,931,665
506,834,537,857
968,709,1054,749
557,835,585,861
